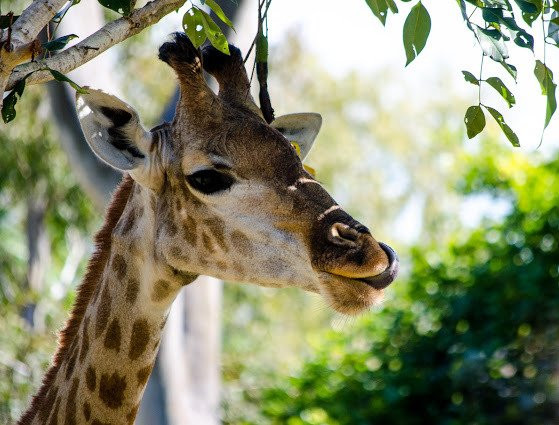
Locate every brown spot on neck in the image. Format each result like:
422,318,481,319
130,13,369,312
136,364,152,386
99,372,127,409
152,279,172,302
83,401,91,422
64,378,79,425
104,318,122,352
86,365,96,392
95,284,112,338
129,319,150,360
111,253,127,280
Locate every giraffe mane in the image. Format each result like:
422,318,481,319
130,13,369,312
18,175,134,425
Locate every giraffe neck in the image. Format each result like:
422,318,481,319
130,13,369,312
20,177,197,425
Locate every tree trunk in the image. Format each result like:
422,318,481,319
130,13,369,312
22,183,50,331
159,278,223,425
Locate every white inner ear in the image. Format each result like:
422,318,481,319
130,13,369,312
76,88,151,171
271,113,322,160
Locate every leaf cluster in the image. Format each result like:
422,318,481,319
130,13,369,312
364,0,559,147
182,0,234,54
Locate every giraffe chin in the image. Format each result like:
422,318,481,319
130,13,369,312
317,272,386,316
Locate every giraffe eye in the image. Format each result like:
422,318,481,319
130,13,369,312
186,169,235,194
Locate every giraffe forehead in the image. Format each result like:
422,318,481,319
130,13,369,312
174,119,301,180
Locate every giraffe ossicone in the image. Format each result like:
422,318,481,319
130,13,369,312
19,33,398,425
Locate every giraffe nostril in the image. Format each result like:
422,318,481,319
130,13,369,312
328,223,360,247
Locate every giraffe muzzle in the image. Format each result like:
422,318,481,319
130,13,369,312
355,242,399,290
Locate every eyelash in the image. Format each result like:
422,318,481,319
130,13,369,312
186,169,235,195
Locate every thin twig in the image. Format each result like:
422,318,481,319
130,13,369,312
243,0,273,63
256,0,274,123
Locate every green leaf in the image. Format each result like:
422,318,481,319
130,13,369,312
464,105,486,138
500,61,518,81
183,8,207,48
485,76,516,107
365,0,390,26
481,7,507,25
1,79,25,123
462,70,480,86
256,33,268,63
386,0,399,13
512,0,541,25
512,0,538,13
199,9,230,55
484,105,520,146
534,60,557,129
403,1,431,66
43,34,78,52
205,0,234,29
474,25,508,62
48,69,89,94
481,8,534,51
97,0,133,16
484,0,512,10
513,28,534,50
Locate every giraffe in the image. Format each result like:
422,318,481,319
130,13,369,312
18,33,399,425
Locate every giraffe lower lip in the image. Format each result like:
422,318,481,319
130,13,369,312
357,242,399,290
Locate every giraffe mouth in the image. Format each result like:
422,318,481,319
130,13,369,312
355,242,399,290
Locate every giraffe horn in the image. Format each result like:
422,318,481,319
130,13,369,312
201,44,263,119
159,33,221,117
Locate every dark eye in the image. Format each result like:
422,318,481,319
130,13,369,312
186,169,235,194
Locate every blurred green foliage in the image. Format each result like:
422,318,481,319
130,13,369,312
231,152,559,424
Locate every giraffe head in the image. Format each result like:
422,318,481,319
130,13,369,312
76,33,398,315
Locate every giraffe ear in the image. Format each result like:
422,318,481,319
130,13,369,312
76,88,152,171
271,113,322,160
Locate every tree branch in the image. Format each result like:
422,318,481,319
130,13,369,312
8,0,68,50
6,0,187,92
0,0,67,108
